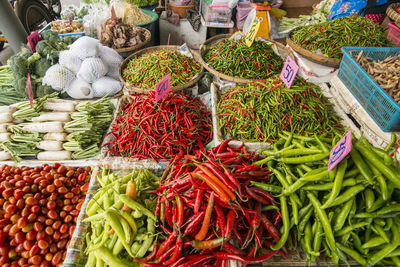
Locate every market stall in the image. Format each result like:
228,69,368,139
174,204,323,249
0,0,400,266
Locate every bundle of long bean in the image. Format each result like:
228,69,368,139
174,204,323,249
122,50,201,89
105,91,212,160
149,140,285,266
291,15,391,59
255,132,400,266
204,39,284,80
217,77,343,143
84,168,159,266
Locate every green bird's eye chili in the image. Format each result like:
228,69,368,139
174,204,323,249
122,49,201,89
204,38,284,80
291,15,391,59
217,76,343,143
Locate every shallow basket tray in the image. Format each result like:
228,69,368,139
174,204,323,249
198,33,295,84
119,45,204,94
112,27,151,54
387,3,400,29
286,29,342,68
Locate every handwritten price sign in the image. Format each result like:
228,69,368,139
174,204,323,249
27,31,40,53
111,6,117,23
245,18,261,47
328,130,352,171
68,13,73,25
155,74,171,102
280,56,299,88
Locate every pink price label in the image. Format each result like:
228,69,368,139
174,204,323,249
328,130,352,171
68,13,73,25
280,56,299,88
26,74,33,108
27,31,40,53
155,74,171,102
111,6,117,22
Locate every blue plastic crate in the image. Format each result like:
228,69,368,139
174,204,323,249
338,47,400,132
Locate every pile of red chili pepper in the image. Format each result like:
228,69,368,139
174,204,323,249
104,91,212,160
139,140,287,266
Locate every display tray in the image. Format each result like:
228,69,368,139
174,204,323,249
119,45,204,94
286,29,341,69
0,97,120,164
199,33,294,84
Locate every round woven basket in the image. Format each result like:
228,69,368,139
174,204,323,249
387,3,400,28
286,29,341,68
119,45,204,94
112,28,151,54
198,34,295,84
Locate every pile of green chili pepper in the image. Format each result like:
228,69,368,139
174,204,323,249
122,50,201,89
217,76,343,143
291,15,391,59
204,39,284,80
83,168,159,267
254,132,400,266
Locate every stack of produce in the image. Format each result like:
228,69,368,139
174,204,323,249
105,91,212,160
122,4,152,25
9,31,69,99
0,163,91,266
255,132,400,266
278,0,333,35
0,94,114,161
64,97,115,160
0,65,24,106
99,18,150,49
217,77,343,143
43,36,123,99
83,168,159,266
354,53,400,104
61,5,88,20
122,49,201,89
204,39,284,80
150,140,284,266
50,21,84,34
290,16,391,59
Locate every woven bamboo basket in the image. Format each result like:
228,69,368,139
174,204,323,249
387,3,400,28
286,29,341,68
119,45,204,94
198,34,295,84
112,28,151,54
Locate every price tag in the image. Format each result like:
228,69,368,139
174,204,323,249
280,56,299,88
68,13,73,25
155,74,171,102
111,6,117,22
27,31,40,53
244,17,261,47
328,130,352,171
26,74,33,108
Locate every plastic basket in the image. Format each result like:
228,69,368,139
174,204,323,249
337,46,400,131
388,22,400,47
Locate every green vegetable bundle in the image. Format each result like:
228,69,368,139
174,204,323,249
217,77,343,142
291,15,391,59
0,65,24,106
84,168,159,266
122,50,201,89
204,39,284,80
63,97,114,159
254,133,400,266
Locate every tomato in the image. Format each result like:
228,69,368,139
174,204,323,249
396,6,400,13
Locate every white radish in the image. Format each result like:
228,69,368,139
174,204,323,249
0,124,11,133
37,151,72,161
0,106,16,113
0,151,11,161
0,113,13,123
44,102,75,112
0,133,10,142
32,112,71,122
22,122,64,133
13,119,24,124
36,141,63,151
43,132,67,141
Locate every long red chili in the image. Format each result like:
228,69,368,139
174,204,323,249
156,231,177,259
184,211,205,236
